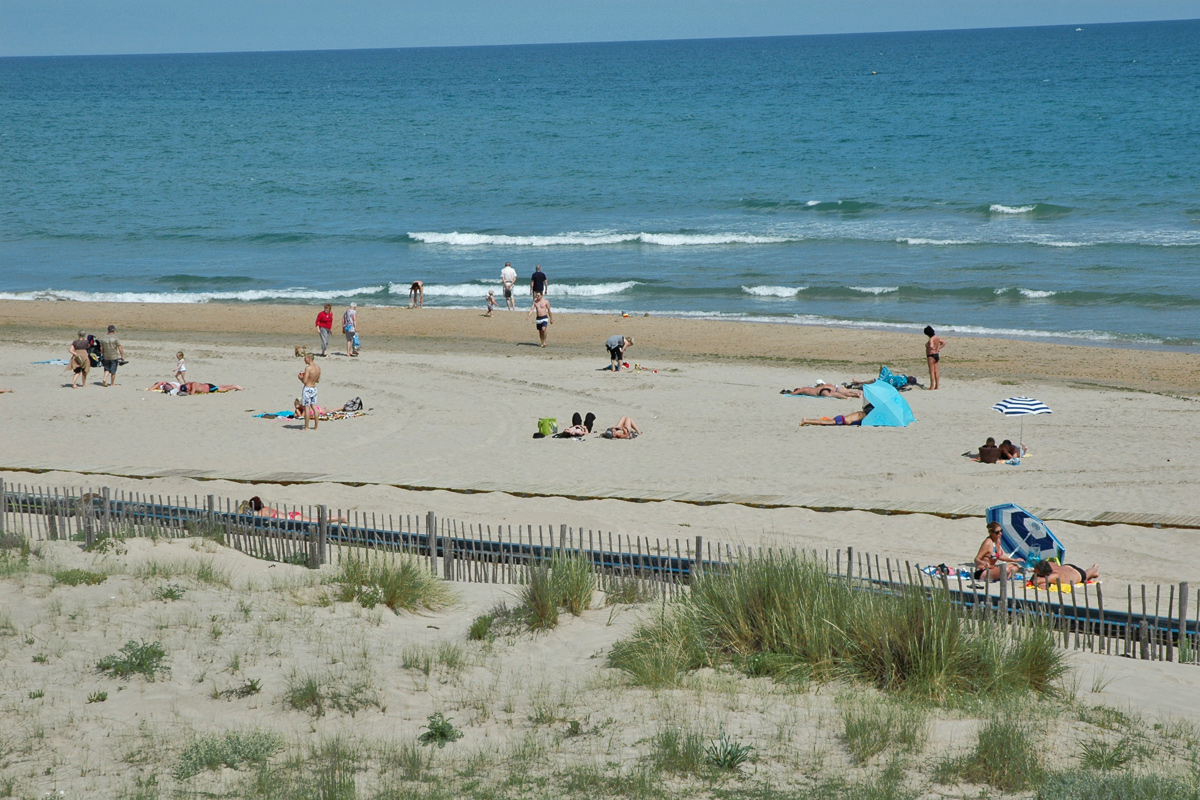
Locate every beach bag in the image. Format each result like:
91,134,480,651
537,418,557,436
342,397,363,412
352,333,361,351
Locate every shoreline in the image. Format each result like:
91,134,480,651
4,299,1200,393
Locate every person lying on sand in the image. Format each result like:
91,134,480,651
242,496,347,523
601,416,641,439
0,388,12,394
799,403,874,426
973,521,1022,581
148,381,244,394
1031,560,1100,588
780,382,861,398
555,411,596,438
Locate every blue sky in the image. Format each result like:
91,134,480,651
1,0,1194,56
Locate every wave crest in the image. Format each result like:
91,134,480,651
742,285,805,297
408,230,795,247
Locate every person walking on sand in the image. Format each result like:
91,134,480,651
315,303,333,356
69,330,90,389
486,290,497,317
343,303,358,357
527,292,553,347
298,353,321,430
408,281,424,308
924,325,946,390
100,324,124,387
501,262,518,310
174,351,187,383
530,264,548,297
606,335,634,372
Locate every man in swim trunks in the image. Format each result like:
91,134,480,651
606,335,633,371
799,403,874,426
1032,560,1100,588
973,521,1022,581
526,292,553,347
924,325,946,390
298,353,321,430
501,262,518,310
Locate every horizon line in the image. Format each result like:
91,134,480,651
2,16,1196,60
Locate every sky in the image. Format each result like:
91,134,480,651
0,0,1195,57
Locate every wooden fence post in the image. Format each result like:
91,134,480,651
559,524,567,554
426,511,437,575
846,546,854,582
1139,620,1150,660
694,535,703,582
998,573,1008,626
206,494,216,529
1179,582,1190,663
312,506,328,569
0,478,6,536
101,487,111,538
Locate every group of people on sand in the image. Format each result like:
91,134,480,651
973,520,1100,588
972,437,1027,463
550,412,642,440
67,325,124,388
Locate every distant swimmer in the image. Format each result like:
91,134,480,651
924,325,946,390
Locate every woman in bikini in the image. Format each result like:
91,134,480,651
973,522,1022,581
1031,560,1100,588
602,416,641,439
780,383,862,398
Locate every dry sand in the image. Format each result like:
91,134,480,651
4,300,1200,797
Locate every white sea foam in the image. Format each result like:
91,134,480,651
0,286,390,304
409,230,794,247
1041,241,1088,247
422,281,638,298
896,237,974,246
989,204,1037,214
1017,288,1057,299
849,286,899,295
741,285,805,297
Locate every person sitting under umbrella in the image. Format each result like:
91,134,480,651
973,521,1023,581
800,403,874,426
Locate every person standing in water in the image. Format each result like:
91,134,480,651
924,325,946,390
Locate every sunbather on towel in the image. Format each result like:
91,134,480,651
780,382,861,398
973,521,1022,581
601,416,641,439
799,403,874,426
242,496,347,523
555,411,596,438
1031,560,1099,588
149,381,243,394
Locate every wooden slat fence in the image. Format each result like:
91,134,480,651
1,479,1195,666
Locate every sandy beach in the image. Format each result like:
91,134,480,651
4,300,1200,797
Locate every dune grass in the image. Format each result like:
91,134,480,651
519,552,598,630
333,554,455,614
609,551,1066,701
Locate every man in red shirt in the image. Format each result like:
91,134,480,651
315,304,333,357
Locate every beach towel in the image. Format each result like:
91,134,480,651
33,359,70,365
1026,579,1099,593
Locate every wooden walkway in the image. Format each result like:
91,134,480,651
4,462,1200,531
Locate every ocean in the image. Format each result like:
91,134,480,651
2,20,1199,347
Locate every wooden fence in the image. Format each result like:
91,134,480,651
0,479,1194,665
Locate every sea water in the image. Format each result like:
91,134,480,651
2,20,1198,347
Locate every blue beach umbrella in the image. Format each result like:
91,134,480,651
991,396,1052,444
861,381,916,427
986,503,1065,566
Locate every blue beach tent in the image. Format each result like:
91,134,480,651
986,503,1065,566
860,381,916,427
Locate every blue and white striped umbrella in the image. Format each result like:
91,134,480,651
991,397,1052,444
